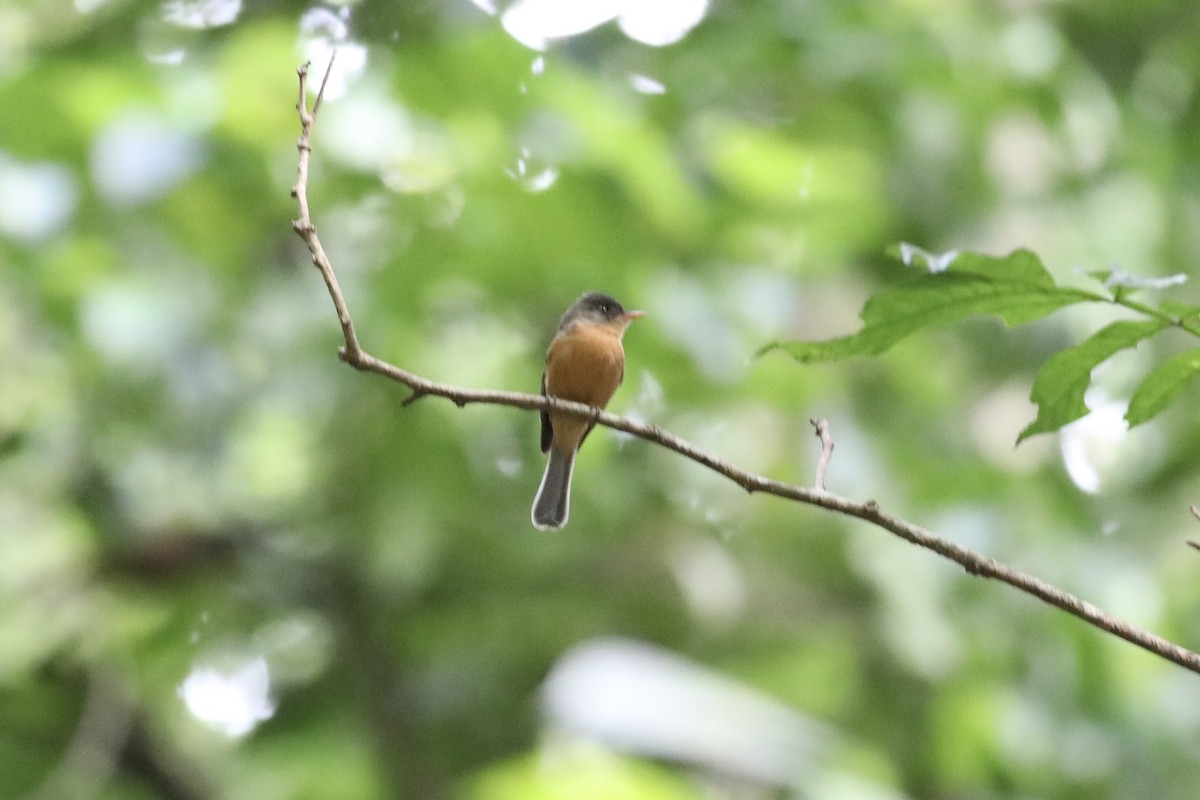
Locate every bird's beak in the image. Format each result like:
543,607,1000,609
622,310,646,322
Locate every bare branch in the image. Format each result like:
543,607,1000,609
292,54,362,361
289,64,1200,676
809,418,834,490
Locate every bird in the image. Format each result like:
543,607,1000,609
532,292,643,530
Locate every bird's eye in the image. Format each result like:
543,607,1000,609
599,303,610,314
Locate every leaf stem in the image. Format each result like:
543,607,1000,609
1112,295,1200,337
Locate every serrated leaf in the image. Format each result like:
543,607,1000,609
1017,319,1166,442
1125,348,1200,428
946,249,1059,286
763,249,1098,363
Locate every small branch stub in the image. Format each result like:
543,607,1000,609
810,418,834,490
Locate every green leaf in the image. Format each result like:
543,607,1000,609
761,249,1099,362
942,249,1058,286
1126,348,1200,428
1160,300,1200,323
1017,319,1167,442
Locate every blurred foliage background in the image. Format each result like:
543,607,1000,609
3,0,1200,798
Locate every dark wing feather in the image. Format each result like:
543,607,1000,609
539,371,553,453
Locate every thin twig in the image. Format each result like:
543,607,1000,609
810,418,833,490
289,63,1200,676
312,49,336,116
292,55,362,360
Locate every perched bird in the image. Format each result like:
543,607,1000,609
532,292,643,530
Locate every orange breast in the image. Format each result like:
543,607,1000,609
544,324,626,451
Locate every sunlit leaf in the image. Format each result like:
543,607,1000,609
1017,319,1166,442
761,249,1098,362
893,242,958,272
1125,348,1200,428
1103,267,1187,291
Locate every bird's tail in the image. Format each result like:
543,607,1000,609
532,447,575,530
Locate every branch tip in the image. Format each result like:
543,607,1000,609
312,49,338,116
809,417,834,490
